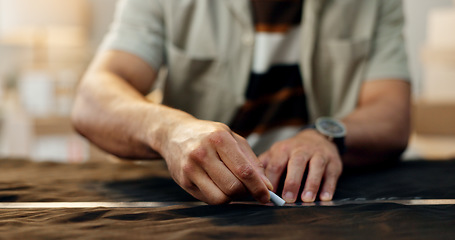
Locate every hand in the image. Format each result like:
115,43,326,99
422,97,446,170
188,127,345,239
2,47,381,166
258,129,343,203
161,118,273,205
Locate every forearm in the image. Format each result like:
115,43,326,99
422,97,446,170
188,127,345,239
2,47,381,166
341,80,411,167
72,71,193,160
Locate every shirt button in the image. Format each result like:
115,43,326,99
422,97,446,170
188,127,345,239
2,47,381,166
242,34,254,46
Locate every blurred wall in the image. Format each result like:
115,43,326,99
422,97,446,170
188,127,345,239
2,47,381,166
403,0,454,95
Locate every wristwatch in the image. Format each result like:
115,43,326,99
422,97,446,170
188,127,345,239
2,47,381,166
310,117,347,155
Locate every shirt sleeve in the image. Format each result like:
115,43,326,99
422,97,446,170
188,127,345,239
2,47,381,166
98,0,165,70
365,0,411,82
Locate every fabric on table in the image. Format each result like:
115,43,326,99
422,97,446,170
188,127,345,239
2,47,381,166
0,159,454,240
0,204,454,240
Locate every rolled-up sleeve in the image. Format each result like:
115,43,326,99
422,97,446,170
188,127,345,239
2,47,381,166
365,0,411,82
98,0,164,70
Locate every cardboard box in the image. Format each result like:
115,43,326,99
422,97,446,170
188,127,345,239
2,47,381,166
412,98,455,135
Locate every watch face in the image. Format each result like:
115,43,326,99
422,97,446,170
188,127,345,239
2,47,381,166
316,117,346,138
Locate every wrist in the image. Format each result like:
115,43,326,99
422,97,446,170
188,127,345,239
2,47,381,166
142,104,195,156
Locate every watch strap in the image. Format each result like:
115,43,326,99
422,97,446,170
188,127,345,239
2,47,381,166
333,136,346,155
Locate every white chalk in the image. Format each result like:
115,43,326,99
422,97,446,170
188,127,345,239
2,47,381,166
269,190,286,206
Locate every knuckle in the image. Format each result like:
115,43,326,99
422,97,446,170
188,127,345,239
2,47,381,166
294,149,310,160
284,179,301,190
179,178,195,191
208,131,228,146
188,147,208,164
258,153,270,166
295,144,310,152
312,156,327,168
272,142,288,153
291,154,310,167
325,151,339,161
267,163,284,175
181,162,195,175
306,179,320,191
226,181,244,196
256,161,265,169
214,122,229,130
236,164,255,180
280,144,290,152
310,144,326,154
270,143,280,152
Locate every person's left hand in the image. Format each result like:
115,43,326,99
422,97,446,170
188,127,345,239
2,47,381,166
258,129,343,203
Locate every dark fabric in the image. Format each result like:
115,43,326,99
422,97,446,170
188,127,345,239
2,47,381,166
229,65,308,136
251,0,303,31
0,159,454,239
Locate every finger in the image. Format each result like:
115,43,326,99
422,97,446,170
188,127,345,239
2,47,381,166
258,151,271,169
232,133,273,190
258,152,275,191
177,160,225,204
265,147,289,192
211,131,270,203
281,151,310,203
189,166,231,205
196,147,248,198
319,160,342,201
301,154,328,202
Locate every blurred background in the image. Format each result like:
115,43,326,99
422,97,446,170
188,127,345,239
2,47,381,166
0,0,454,163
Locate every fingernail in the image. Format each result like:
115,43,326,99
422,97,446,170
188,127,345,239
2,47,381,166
320,192,332,201
303,191,315,202
283,192,294,203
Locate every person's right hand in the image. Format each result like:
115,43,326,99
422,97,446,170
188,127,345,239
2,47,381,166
160,118,273,205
